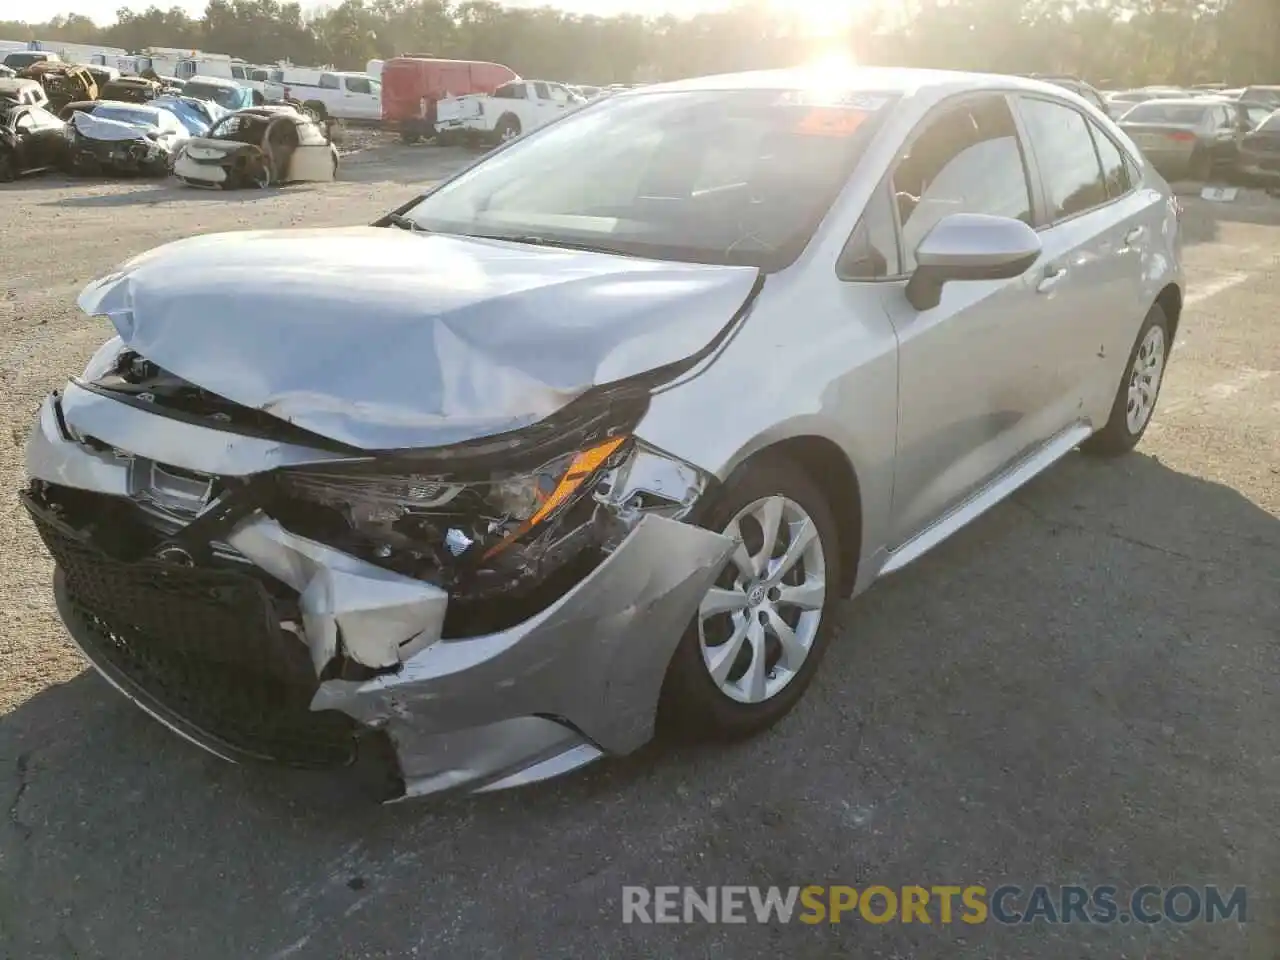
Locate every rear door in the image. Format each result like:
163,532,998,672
1013,95,1150,425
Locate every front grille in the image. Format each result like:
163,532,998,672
25,490,359,768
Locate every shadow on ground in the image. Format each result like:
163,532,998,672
2,451,1277,959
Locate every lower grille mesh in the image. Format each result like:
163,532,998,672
25,490,358,768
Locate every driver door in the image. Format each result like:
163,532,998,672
877,93,1061,548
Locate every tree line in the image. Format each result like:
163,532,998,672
2,0,1276,87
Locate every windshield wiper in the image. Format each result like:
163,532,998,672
386,214,428,232
470,233,634,257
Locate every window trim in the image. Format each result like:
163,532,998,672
1085,116,1138,202
1014,93,1123,229
836,176,904,283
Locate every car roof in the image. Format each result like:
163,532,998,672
632,66,1087,102
185,75,238,87
111,76,156,85
1123,98,1213,108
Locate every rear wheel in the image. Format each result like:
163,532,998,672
1082,303,1170,456
659,458,842,740
304,101,327,122
400,129,420,145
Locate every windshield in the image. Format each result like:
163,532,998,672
182,81,242,108
398,89,892,270
1122,102,1207,124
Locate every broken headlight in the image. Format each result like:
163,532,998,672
275,435,630,583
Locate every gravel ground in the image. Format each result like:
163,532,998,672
0,152,1276,960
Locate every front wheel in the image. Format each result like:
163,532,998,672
1082,303,1171,457
659,458,842,740
494,115,521,144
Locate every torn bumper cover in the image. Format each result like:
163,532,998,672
25,386,732,799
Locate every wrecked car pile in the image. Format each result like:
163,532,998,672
64,101,188,176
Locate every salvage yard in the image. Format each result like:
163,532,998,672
0,148,1278,959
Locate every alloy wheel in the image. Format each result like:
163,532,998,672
1126,324,1166,433
697,495,827,704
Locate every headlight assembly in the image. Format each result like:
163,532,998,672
275,435,631,581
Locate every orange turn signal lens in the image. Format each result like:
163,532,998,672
528,436,626,526
481,436,628,560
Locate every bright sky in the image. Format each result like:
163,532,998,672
4,0,850,32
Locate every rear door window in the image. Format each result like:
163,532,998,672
1017,97,1109,220
345,76,372,95
1087,121,1133,199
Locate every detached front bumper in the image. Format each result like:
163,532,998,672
26,387,731,800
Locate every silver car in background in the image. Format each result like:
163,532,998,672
24,67,1183,801
1118,97,1243,179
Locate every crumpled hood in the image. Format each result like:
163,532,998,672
77,226,761,450
71,110,155,142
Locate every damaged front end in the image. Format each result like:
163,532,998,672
26,342,735,799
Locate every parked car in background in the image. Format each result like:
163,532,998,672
0,99,66,180
22,69,1182,801
1235,110,1280,185
1105,87,1192,119
64,100,188,176
435,78,585,144
0,77,50,109
181,75,259,111
262,69,379,123
2,50,59,72
1240,85,1280,109
100,75,163,104
83,64,120,90
148,94,228,136
20,63,97,112
1118,97,1242,179
173,105,338,188
381,56,518,142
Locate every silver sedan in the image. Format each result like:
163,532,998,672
23,67,1183,800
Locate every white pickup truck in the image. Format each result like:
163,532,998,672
262,69,381,123
435,79,585,144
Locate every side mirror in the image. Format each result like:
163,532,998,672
905,213,1042,311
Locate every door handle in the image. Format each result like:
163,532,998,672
1036,264,1067,294
1123,226,1145,246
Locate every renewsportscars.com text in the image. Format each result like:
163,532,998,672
621,884,1248,925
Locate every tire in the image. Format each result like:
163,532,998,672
304,101,327,122
400,129,421,145
1081,303,1171,457
0,151,14,183
495,114,521,144
658,457,843,741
